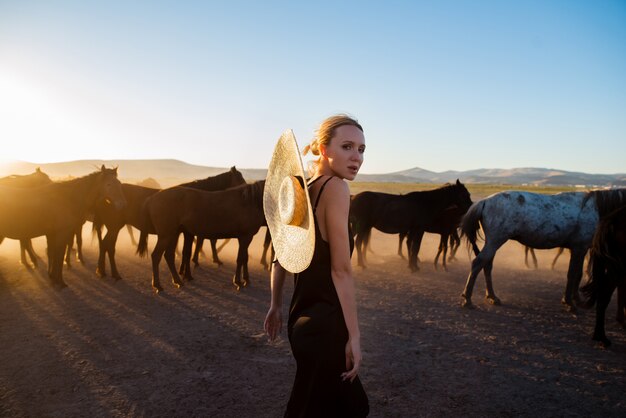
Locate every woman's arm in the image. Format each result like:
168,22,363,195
264,261,287,341
323,178,362,382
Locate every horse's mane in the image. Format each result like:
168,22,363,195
179,167,243,189
405,182,460,199
583,188,626,218
241,180,265,208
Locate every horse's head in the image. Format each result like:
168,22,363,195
228,166,246,188
32,167,52,185
452,179,473,212
98,165,127,210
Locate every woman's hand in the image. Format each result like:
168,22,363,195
342,336,362,382
264,306,283,341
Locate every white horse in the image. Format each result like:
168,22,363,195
460,189,626,311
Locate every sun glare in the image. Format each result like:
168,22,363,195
0,71,87,163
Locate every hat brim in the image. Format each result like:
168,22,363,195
263,129,315,273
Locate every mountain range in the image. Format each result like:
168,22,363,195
1,159,624,188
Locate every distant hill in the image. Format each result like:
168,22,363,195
357,167,626,187
1,160,624,188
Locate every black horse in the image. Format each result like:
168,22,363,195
350,180,473,271
581,204,626,347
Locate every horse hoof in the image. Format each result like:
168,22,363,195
593,335,612,348
242,280,249,288
565,304,577,314
54,281,68,290
487,297,501,306
153,286,164,294
172,281,183,289
233,283,241,291
460,299,474,309
112,275,123,281
96,268,106,278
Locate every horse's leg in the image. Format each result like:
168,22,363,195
593,277,616,347
210,238,224,266
408,230,424,272
20,239,36,269
563,249,586,312
461,241,501,308
617,282,625,327
441,234,449,272
523,246,538,269
64,234,74,268
355,231,366,268
405,233,421,263
483,257,501,305
179,232,194,280
191,237,203,267
96,228,108,278
127,224,138,247
26,239,39,268
448,231,460,262
150,237,167,293
75,225,84,264
164,238,184,289
48,234,68,288
106,227,123,280
524,246,530,268
362,228,372,264
551,247,565,270
233,235,253,290
261,229,272,270
433,235,444,270
398,233,405,258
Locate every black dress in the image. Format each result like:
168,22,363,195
285,176,369,418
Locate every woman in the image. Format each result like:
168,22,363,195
264,114,369,417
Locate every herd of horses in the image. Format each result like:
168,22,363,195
0,167,625,347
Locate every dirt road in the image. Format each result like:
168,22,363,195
1,228,624,417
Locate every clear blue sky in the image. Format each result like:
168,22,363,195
1,0,625,174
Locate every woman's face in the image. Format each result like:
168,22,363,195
320,125,365,181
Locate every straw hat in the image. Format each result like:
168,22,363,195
263,129,315,273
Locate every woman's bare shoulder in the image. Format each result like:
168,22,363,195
318,177,350,213
323,177,350,200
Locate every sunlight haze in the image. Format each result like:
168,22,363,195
1,0,624,175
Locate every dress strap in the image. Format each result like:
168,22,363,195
312,176,334,214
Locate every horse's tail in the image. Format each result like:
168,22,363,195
92,217,102,243
580,250,604,308
137,230,149,257
460,200,485,254
136,201,153,258
580,213,616,308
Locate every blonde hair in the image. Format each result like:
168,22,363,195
303,114,363,172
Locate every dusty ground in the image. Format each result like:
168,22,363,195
1,226,625,418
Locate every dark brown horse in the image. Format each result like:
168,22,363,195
581,204,626,347
0,168,53,267
137,180,265,292
350,180,473,272
93,167,245,280
176,167,246,269
0,166,126,288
